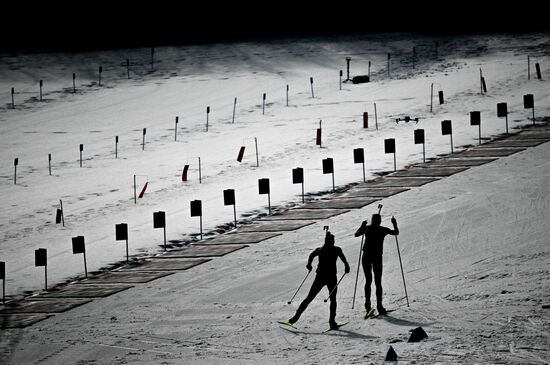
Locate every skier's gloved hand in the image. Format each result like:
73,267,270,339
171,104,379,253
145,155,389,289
345,265,350,274
306,264,312,272
391,216,397,226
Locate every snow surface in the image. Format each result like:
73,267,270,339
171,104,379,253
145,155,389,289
1,32,549,363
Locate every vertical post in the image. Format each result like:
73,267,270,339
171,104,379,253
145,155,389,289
151,47,155,70
255,137,259,167
11,87,14,109
199,215,203,240
206,106,210,131
262,93,266,115
39,80,43,101
535,63,542,80
393,152,396,172
374,103,378,130
163,226,166,250
79,144,83,167
332,171,335,192
430,83,434,113
1,261,4,304
368,61,371,78
387,53,391,78
339,70,342,90
412,46,416,69
286,84,289,106
346,57,351,80
44,262,47,290
127,59,130,79
134,175,137,204
14,158,18,184
310,77,314,98
60,199,65,227
232,97,237,123
175,116,178,141
83,249,88,278
301,179,305,203
532,105,535,125
505,114,509,134
48,153,52,176
73,73,76,93
267,192,271,215
142,128,146,150
99,66,102,86
450,134,453,153
528,56,530,80
126,238,129,263
480,69,483,94
198,157,202,184
115,136,118,158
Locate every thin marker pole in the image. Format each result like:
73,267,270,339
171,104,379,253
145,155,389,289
310,77,314,98
262,93,266,115
127,59,130,79
528,56,530,80
48,154,52,176
72,73,76,93
11,88,14,109
430,83,434,113
255,137,259,167
393,151,396,172
478,124,482,145
125,238,129,264
374,103,378,130
368,61,371,79
115,136,118,158
339,70,342,90
39,80,43,101
395,234,410,307
362,160,366,182
301,179,305,203
198,157,202,183
163,226,167,251
232,97,237,123
133,175,137,204
286,85,289,106
98,66,102,86
14,158,17,185
199,215,203,240
352,235,364,309
175,117,178,141
44,262,48,291
60,199,65,227
83,249,88,278
319,120,322,148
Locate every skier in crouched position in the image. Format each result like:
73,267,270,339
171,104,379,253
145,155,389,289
354,214,399,315
288,231,350,329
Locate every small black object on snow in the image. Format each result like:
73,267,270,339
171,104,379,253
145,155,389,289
385,345,398,361
408,326,428,342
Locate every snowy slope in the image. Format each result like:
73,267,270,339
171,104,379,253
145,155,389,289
0,31,549,363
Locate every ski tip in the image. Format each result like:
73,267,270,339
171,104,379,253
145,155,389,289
277,320,297,329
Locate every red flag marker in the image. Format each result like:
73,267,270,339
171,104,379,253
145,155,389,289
138,182,148,198
182,165,189,181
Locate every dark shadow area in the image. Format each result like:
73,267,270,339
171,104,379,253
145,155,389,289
379,313,436,328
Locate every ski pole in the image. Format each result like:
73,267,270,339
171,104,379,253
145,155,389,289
351,234,364,309
394,230,410,307
287,270,311,304
324,272,347,302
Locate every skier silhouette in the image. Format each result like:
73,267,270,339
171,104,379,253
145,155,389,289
288,230,350,329
354,214,399,315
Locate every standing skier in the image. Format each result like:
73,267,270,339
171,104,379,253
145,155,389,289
287,230,350,329
354,214,399,315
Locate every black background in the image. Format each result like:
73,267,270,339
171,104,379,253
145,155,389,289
1,1,548,53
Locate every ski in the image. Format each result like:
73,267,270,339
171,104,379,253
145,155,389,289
362,308,377,319
322,320,350,333
277,320,297,330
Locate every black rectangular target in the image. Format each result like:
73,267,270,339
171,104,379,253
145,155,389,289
384,139,395,154
322,158,334,174
470,111,481,126
153,211,166,228
223,189,235,205
292,168,303,184
441,120,452,135
115,223,128,241
35,248,47,267
72,236,85,254
414,129,425,144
